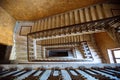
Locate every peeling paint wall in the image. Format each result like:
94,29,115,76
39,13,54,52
94,32,118,63
0,7,16,45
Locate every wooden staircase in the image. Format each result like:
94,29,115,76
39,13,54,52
12,2,120,63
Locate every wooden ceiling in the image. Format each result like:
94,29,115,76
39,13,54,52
0,0,107,20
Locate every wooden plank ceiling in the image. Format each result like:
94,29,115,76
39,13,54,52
0,0,107,20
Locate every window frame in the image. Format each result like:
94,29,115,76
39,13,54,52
111,48,120,63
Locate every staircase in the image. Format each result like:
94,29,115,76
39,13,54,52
32,4,108,32
12,2,120,63
15,35,28,63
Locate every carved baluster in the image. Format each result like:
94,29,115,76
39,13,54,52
56,38,58,45
47,39,49,46
73,26,77,33
43,19,46,30
69,36,72,44
74,36,77,43
36,21,39,32
68,27,72,34
56,15,60,28
76,35,79,43
52,16,56,28
35,21,38,32
58,15,61,28
71,36,74,43
41,19,44,31
81,25,87,32
32,22,36,32
76,25,82,33
69,36,71,45
44,18,47,30
62,28,66,35
78,35,81,43
57,37,60,45
48,17,52,29
37,20,41,31
50,39,51,45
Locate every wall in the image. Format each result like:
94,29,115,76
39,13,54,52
94,32,118,63
0,7,16,45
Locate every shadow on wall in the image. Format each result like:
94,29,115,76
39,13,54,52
0,43,12,64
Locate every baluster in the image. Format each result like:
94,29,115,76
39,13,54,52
42,19,45,30
74,36,77,43
69,36,72,44
57,38,60,45
67,36,69,43
77,25,82,33
65,37,67,44
62,37,65,45
72,36,74,43
58,15,61,27
35,21,38,32
73,26,77,33
44,18,48,30
69,36,72,45
47,39,49,46
67,36,69,45
52,39,54,45
50,39,52,45
52,16,56,29
76,35,79,43
78,35,81,43
40,19,44,31
80,35,84,41
34,21,37,32
38,20,41,31
68,27,72,34
48,17,51,29
56,38,58,45
81,25,86,32
56,15,60,28
32,22,36,32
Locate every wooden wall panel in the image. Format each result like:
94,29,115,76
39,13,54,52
74,10,80,24
96,4,104,19
85,8,91,21
65,13,70,26
30,3,120,32
90,6,97,20
79,9,85,23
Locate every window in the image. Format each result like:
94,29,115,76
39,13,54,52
112,49,120,63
